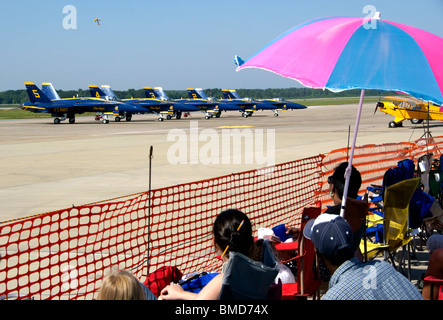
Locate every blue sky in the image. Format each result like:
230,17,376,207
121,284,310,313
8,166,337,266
1,0,442,91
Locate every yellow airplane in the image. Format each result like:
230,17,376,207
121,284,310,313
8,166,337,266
376,96,443,128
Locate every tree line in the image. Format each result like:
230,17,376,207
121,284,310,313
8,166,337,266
0,87,395,104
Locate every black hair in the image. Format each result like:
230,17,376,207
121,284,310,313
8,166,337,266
331,162,362,199
326,244,354,267
213,209,254,258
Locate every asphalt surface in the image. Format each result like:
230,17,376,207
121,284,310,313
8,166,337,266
1,102,443,223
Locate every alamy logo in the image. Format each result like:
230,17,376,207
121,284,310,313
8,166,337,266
167,121,275,169
362,265,377,290
61,265,78,290
362,5,379,30
62,5,77,30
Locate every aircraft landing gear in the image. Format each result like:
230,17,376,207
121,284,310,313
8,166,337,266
242,111,254,118
273,110,279,117
203,111,214,120
389,121,403,128
101,115,110,124
126,114,132,121
410,118,423,125
115,116,121,122
53,113,70,124
157,116,164,122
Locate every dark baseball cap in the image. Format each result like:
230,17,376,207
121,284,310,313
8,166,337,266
303,214,353,261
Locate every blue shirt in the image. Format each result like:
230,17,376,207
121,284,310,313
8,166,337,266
322,257,424,300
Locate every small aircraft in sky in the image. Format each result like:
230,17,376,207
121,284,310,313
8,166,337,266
94,18,101,25
89,85,200,122
221,89,307,117
375,95,443,128
22,82,142,124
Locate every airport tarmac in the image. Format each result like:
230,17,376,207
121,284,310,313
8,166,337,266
1,102,443,223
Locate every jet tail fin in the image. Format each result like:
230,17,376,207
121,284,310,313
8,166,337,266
222,89,241,99
144,87,159,99
144,86,169,100
89,85,106,98
187,88,208,100
41,82,61,100
25,82,52,103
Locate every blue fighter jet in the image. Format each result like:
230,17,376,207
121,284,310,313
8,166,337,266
188,88,256,118
145,87,231,120
186,88,250,119
89,85,201,122
22,82,143,124
221,89,307,117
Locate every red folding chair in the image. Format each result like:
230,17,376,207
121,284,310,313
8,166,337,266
424,276,443,300
275,206,322,300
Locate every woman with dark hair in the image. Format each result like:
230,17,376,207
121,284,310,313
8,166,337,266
160,209,257,300
213,209,255,259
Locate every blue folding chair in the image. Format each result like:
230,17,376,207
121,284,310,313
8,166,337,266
366,159,417,241
366,158,434,255
219,239,279,300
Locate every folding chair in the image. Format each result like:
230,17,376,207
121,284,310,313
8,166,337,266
218,239,279,300
277,207,322,300
424,276,443,300
361,178,420,280
366,159,433,252
409,187,435,252
367,159,415,208
366,160,416,243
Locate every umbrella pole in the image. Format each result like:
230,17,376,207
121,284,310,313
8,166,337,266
340,89,365,217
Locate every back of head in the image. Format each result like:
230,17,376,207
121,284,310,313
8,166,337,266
331,162,362,199
304,214,354,267
213,209,254,258
97,270,146,300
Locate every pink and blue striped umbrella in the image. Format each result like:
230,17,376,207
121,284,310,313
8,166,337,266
235,16,443,215
236,16,443,105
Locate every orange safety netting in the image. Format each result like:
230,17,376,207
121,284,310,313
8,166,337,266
1,136,442,300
